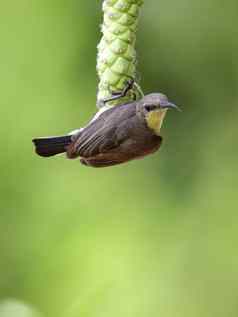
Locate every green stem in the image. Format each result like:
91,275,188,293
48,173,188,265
97,0,144,108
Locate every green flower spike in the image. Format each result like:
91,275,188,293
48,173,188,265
97,0,144,108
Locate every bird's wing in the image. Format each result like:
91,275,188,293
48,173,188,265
68,102,136,158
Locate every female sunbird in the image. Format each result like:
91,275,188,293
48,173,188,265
33,81,179,167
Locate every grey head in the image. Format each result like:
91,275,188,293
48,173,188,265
137,93,179,115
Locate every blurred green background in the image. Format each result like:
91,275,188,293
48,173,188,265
1,1,238,316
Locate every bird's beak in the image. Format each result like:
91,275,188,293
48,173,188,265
161,102,181,111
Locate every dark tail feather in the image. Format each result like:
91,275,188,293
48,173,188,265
32,135,72,157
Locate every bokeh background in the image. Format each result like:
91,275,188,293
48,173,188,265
1,1,238,316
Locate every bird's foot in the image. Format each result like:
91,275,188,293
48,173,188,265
101,77,136,105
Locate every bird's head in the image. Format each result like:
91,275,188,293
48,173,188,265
138,93,179,135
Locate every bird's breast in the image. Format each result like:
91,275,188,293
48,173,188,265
146,110,167,135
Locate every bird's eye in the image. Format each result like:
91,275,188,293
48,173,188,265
144,104,157,112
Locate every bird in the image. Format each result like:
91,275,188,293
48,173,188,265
32,81,179,168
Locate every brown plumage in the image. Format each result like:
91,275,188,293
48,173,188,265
32,93,178,167
66,101,162,167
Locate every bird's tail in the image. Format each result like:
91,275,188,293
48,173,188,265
32,135,72,157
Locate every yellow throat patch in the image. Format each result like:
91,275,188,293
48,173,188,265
146,109,167,135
